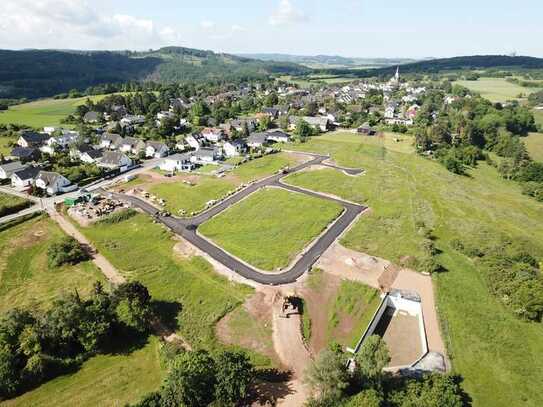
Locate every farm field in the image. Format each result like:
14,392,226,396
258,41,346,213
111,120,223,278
77,212,254,350
287,131,543,407
5,337,163,407
0,93,134,128
0,215,105,313
199,188,343,271
454,77,542,102
0,192,31,218
524,133,543,162
146,152,302,216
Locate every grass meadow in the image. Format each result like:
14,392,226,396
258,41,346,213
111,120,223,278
199,188,343,271
524,133,543,162
286,131,543,407
0,192,31,218
454,77,542,102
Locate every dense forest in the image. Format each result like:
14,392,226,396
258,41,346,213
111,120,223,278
0,47,308,99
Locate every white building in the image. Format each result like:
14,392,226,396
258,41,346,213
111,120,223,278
159,153,195,172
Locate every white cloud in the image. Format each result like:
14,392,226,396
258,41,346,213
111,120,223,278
200,20,216,30
231,24,246,33
269,0,308,26
0,0,180,49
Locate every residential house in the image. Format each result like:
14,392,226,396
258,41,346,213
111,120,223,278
201,128,224,143
11,166,41,189
262,107,280,119
266,130,291,143
191,147,222,164
185,134,202,150
100,133,123,150
247,132,269,148
384,102,398,119
70,144,94,161
357,123,376,135
83,111,100,123
10,147,41,163
0,161,27,180
35,171,72,195
159,153,196,172
290,116,331,132
17,131,48,148
98,151,133,172
80,149,104,164
119,137,145,155
120,115,145,127
146,141,170,158
157,111,176,124
223,139,247,157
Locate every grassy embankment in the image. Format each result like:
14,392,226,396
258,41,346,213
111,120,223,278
199,188,343,271
285,131,543,407
0,193,31,218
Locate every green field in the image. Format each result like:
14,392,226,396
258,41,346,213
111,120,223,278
147,152,301,216
0,93,131,128
0,192,31,218
286,131,543,407
78,213,254,349
0,216,105,313
524,133,543,162
199,188,343,271
454,78,542,102
0,135,17,155
5,337,163,407
533,109,543,128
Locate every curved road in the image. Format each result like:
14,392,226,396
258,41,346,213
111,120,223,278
111,153,367,285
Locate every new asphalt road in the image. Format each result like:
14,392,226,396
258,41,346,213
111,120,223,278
112,153,367,285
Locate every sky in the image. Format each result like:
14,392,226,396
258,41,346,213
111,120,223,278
1,0,542,58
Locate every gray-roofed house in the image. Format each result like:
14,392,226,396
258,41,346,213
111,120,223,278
100,133,123,150
191,147,222,164
223,139,247,157
119,137,146,155
98,151,133,172
80,149,104,164
265,130,291,143
247,132,269,148
159,153,196,172
17,131,49,148
11,166,41,189
10,147,41,163
35,171,72,195
0,161,27,180
146,141,170,158
83,111,100,123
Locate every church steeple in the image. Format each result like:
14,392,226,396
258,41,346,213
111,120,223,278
395,66,400,82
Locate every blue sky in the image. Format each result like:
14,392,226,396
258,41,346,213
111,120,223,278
1,0,542,57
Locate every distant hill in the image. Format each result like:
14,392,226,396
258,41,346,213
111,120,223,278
319,55,543,78
0,47,309,99
238,53,419,68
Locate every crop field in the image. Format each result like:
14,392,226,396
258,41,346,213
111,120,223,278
0,215,105,313
454,77,542,102
78,212,254,349
524,133,543,162
199,188,343,271
0,93,134,128
286,131,543,407
0,192,31,218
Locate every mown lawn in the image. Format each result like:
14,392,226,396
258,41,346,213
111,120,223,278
199,188,343,271
454,77,541,102
5,337,163,407
78,213,254,349
0,93,134,128
148,177,237,216
287,131,543,407
524,133,543,162
0,192,31,218
147,152,301,216
0,215,105,313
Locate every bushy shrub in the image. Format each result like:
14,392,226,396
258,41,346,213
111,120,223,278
47,236,88,267
97,208,137,225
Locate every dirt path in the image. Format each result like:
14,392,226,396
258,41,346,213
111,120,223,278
48,209,126,285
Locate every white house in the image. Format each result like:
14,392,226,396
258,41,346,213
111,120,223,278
185,135,202,150
98,151,133,172
120,115,145,127
100,133,123,150
17,132,48,148
80,150,103,164
119,137,145,155
35,171,72,195
247,132,268,148
266,130,291,143
11,167,41,189
159,153,196,172
201,128,224,143
0,161,27,180
145,141,170,158
223,139,247,158
191,147,222,164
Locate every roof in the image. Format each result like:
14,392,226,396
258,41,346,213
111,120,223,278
11,146,39,158
165,153,192,162
12,166,41,180
146,141,168,150
84,111,100,121
84,149,103,159
247,132,268,145
100,151,128,166
19,131,48,144
36,171,66,186
101,133,122,143
266,130,290,140
194,147,219,158
0,161,26,173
